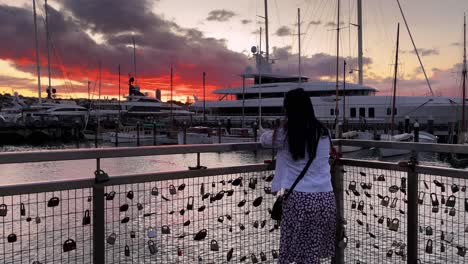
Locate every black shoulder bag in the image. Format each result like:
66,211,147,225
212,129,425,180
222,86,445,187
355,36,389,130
270,157,314,221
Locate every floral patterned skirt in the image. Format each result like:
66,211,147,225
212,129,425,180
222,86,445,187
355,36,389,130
279,191,337,264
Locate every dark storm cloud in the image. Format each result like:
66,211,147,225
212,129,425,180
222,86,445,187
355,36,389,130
0,1,249,96
206,9,237,22
271,46,372,79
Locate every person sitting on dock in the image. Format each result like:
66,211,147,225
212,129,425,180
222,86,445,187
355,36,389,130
260,88,336,264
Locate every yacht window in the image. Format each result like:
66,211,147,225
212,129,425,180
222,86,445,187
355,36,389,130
330,108,334,116
350,108,356,118
387,108,391,115
359,108,365,117
368,108,375,118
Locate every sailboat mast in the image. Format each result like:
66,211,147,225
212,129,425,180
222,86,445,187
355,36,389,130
391,23,400,136
335,0,341,124
45,0,52,99
133,37,137,82
32,0,42,103
264,0,269,63
343,60,346,125
357,0,363,85
298,8,301,83
462,13,467,132
258,27,263,124
170,66,173,124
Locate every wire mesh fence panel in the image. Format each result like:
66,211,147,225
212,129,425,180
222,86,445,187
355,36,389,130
340,165,408,263
418,173,468,263
0,188,93,264
102,170,280,263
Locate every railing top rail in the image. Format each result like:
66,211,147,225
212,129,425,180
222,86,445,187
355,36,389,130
0,140,466,165
0,142,262,165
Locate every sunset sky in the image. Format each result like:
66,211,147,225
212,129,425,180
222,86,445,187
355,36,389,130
0,0,467,102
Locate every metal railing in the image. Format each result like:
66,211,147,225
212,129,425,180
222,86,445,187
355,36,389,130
0,140,467,263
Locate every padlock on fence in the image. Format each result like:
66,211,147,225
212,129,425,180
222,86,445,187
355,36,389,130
260,252,267,261
47,197,60,207
251,253,258,263
446,195,456,207
82,210,91,226
7,233,17,243
63,239,76,252
249,178,257,189
20,203,26,216
381,196,390,207
151,187,159,196
187,196,194,210
425,239,433,254
430,193,439,206
147,227,157,238
161,225,171,234
169,185,177,195
127,191,134,200
426,226,433,236
210,240,219,251
389,218,399,232
107,233,117,245
148,240,157,255
390,198,398,209
348,181,357,191
124,245,130,257
357,201,364,211
130,231,136,238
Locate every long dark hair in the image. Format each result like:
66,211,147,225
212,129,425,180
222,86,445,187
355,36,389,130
283,88,325,161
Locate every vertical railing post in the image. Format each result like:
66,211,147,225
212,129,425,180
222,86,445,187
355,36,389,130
136,122,141,147
331,158,345,264
407,122,419,264
93,158,107,263
407,163,418,263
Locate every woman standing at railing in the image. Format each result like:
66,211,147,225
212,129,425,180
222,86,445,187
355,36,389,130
260,88,336,264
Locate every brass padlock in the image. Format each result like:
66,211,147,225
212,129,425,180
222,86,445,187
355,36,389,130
452,184,459,193
178,183,186,191
106,191,116,201
390,198,398,209
63,239,76,252
126,191,134,200
351,201,357,209
446,195,456,207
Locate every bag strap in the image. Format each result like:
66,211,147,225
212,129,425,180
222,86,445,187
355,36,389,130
283,156,314,201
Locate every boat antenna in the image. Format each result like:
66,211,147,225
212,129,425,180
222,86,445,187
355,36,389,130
264,0,269,64
297,8,302,84
335,0,341,127
396,0,434,96
45,0,52,99
343,60,346,126
133,37,137,84
357,0,363,85
33,0,42,104
462,13,467,133
390,23,400,136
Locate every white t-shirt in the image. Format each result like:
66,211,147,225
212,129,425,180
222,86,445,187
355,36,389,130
260,128,333,193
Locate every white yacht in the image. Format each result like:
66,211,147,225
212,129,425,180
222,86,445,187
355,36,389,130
90,77,193,118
